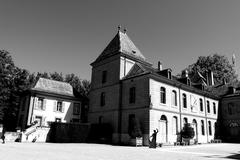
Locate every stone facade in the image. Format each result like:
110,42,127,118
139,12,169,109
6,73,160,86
89,29,220,145
220,91,240,142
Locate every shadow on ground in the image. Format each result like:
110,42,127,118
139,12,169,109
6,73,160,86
225,152,240,159
203,152,240,159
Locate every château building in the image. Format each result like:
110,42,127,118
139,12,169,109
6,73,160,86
89,27,220,145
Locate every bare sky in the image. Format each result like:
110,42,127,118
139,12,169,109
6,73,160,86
0,0,239,80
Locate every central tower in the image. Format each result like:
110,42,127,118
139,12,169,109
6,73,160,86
89,27,150,144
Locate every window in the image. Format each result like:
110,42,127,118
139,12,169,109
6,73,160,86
57,101,63,112
102,71,107,84
99,116,103,124
160,87,166,104
128,114,135,134
183,117,188,124
199,98,203,112
173,116,178,134
213,102,216,114
129,87,136,104
208,121,212,136
207,101,210,113
35,116,42,126
182,93,187,108
172,90,177,106
228,103,233,115
55,118,61,123
37,98,44,110
73,103,81,115
201,120,205,135
100,92,105,106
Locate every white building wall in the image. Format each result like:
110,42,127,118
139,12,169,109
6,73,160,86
120,57,135,79
26,95,81,128
149,78,219,144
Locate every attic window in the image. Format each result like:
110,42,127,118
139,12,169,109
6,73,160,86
132,50,136,54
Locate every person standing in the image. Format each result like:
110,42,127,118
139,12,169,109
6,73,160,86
150,128,158,148
1,128,5,144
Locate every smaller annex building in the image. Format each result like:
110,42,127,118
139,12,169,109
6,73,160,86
17,78,86,130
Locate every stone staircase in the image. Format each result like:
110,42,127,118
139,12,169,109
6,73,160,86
21,125,50,142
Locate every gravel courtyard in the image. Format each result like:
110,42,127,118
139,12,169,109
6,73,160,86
0,143,239,160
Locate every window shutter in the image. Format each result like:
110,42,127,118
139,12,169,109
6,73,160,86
53,101,57,111
34,97,38,109
62,102,65,113
43,99,47,110
42,117,46,126
31,116,35,124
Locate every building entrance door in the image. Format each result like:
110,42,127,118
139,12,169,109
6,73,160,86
158,115,168,143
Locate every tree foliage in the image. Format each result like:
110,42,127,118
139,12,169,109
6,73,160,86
181,123,195,139
184,54,238,85
128,116,142,138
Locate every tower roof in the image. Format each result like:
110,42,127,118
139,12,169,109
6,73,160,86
94,29,146,63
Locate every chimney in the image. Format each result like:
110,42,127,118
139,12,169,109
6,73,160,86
158,61,162,71
182,70,188,78
207,70,214,86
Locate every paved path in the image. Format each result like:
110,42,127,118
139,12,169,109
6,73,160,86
0,143,239,160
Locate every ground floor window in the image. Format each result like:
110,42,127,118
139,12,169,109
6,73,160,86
35,116,42,126
55,118,62,123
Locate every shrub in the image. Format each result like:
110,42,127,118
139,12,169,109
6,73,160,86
128,116,142,138
181,123,195,139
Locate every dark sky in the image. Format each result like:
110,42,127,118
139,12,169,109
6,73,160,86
0,0,239,80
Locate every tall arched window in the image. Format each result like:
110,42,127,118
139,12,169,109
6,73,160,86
172,116,178,134
172,90,177,106
129,87,136,104
207,101,210,113
208,121,212,136
182,93,187,108
160,87,166,104
100,92,105,106
228,103,233,115
213,102,216,114
99,116,103,124
183,117,188,124
201,120,205,135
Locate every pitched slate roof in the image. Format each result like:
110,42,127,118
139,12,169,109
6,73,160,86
94,30,146,63
123,63,220,99
32,78,74,96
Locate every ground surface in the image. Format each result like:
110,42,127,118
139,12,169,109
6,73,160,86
0,142,239,160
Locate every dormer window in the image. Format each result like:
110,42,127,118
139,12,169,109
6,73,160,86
168,70,172,79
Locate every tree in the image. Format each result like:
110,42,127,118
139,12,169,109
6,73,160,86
0,50,32,130
184,54,238,85
80,80,91,98
128,116,142,138
181,123,195,139
0,50,16,123
50,72,64,81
